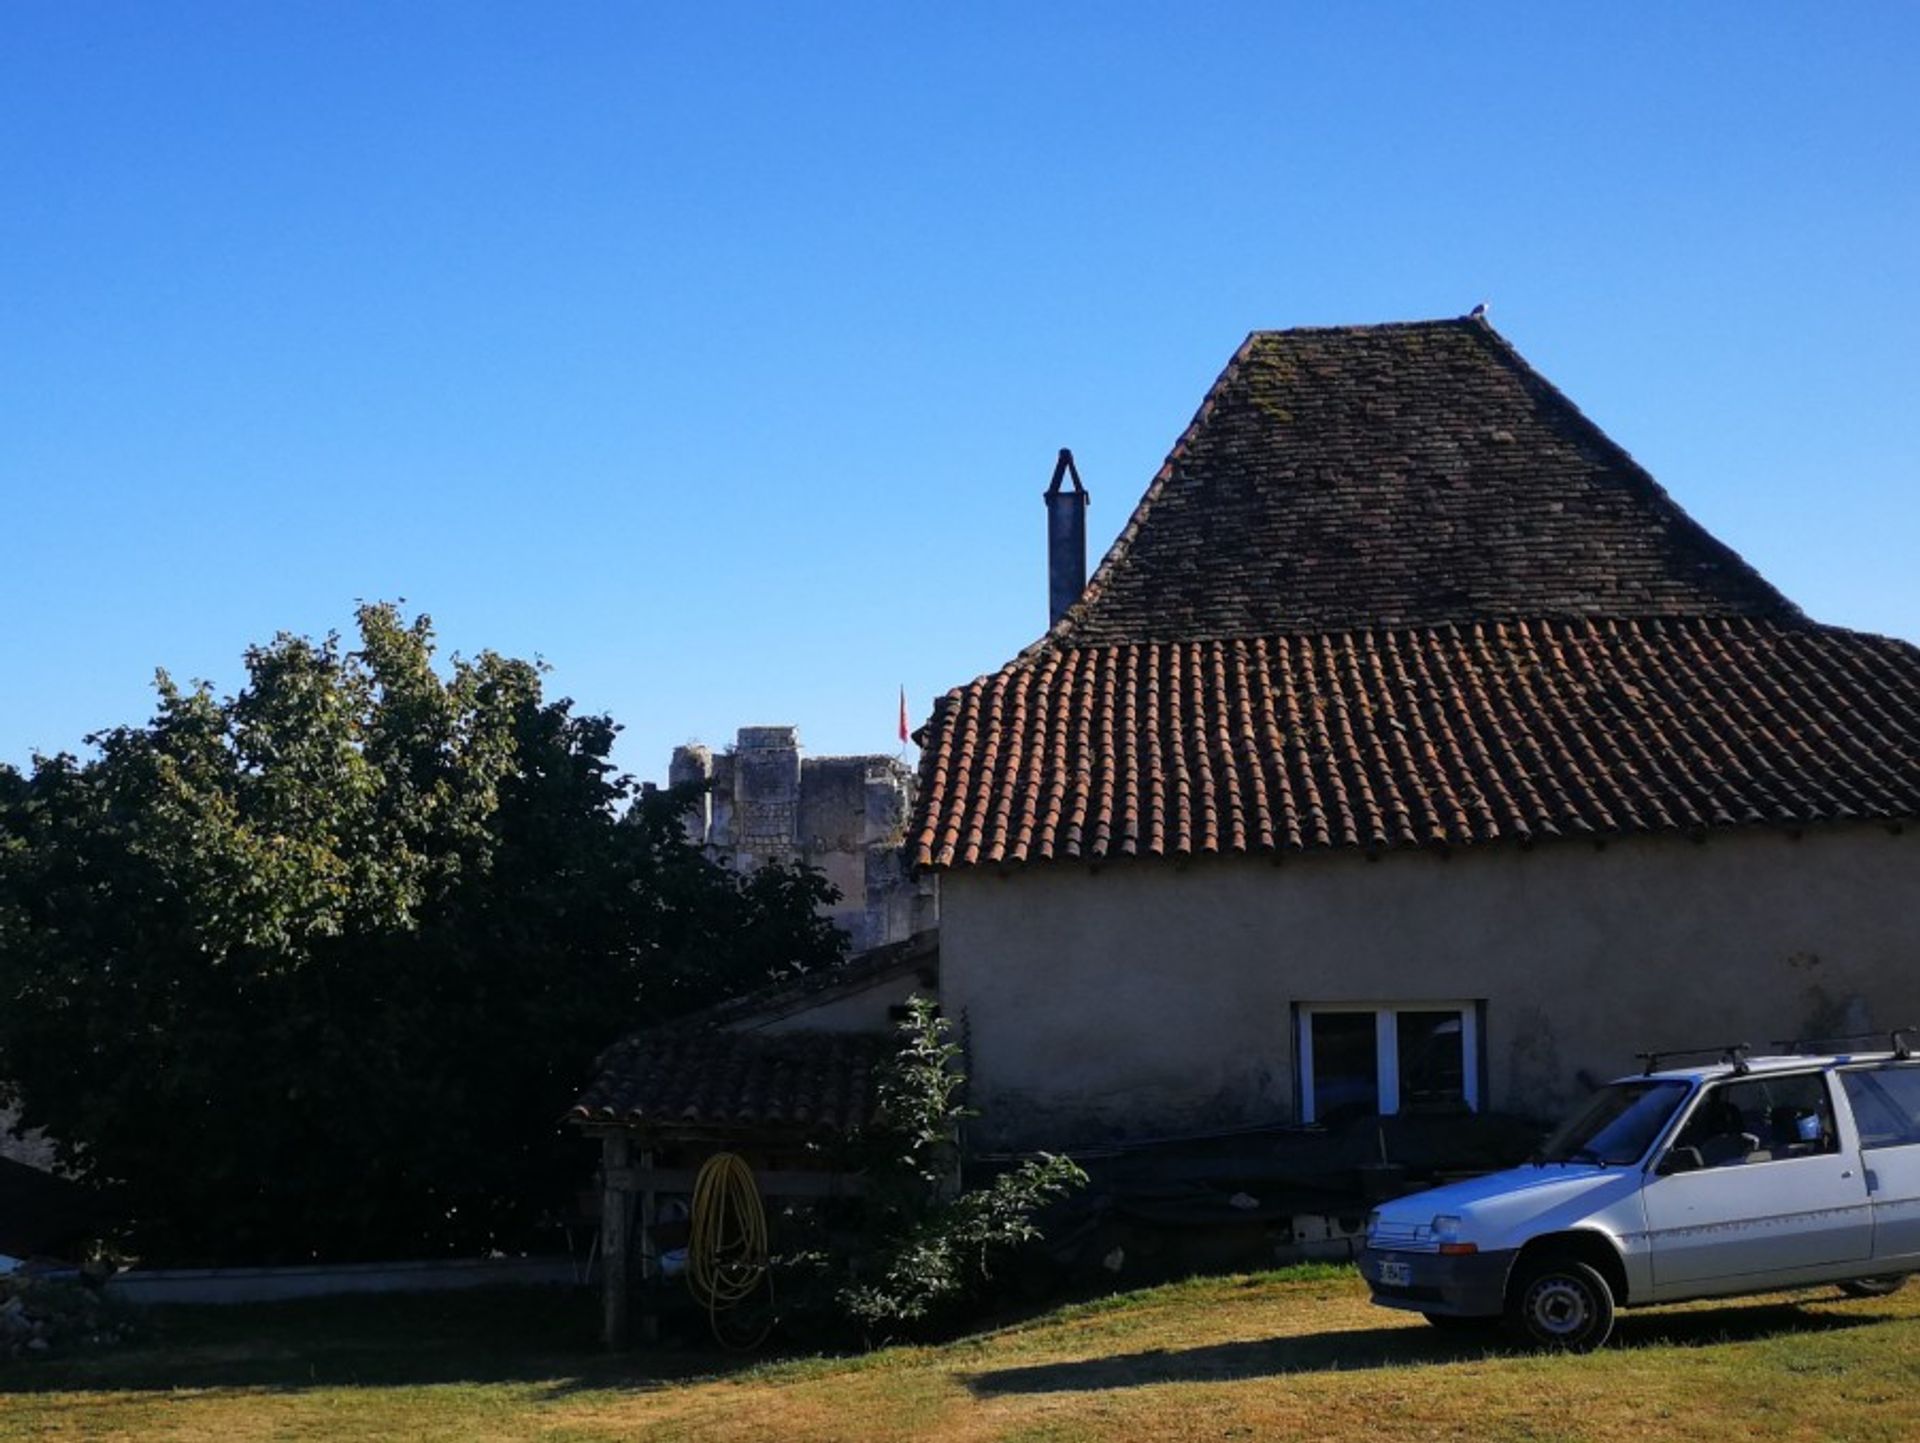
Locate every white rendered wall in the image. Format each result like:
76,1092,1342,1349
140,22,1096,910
938,825,1920,1148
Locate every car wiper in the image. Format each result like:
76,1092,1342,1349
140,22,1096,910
1539,1145,1608,1167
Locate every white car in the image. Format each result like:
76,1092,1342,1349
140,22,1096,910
1359,1042,1920,1350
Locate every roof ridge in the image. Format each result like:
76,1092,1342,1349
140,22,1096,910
1243,315,1487,338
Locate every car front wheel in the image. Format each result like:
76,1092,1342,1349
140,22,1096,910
1507,1257,1616,1352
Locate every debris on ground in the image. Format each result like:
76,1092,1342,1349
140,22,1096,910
0,1275,140,1360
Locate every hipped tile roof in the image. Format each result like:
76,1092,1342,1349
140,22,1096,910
569,1029,889,1137
910,318,1920,869
1049,318,1797,644
912,618,1920,868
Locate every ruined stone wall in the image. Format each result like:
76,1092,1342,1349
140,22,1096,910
668,727,935,952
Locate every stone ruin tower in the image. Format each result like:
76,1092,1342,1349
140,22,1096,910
668,726,936,953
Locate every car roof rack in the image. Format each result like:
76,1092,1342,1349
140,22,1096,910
1769,1027,1916,1062
1637,1042,1751,1077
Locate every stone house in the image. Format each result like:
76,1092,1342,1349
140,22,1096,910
588,313,1920,1161
577,314,1920,1330
900,314,1920,1148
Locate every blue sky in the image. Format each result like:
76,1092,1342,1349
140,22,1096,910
3,4,1915,783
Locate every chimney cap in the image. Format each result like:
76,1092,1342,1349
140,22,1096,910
1045,447,1087,499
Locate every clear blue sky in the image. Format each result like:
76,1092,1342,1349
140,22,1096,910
3,4,1915,783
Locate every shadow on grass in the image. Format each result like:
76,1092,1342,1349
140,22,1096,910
0,1288,767,1397
963,1302,1896,1396
6,1287,1901,1402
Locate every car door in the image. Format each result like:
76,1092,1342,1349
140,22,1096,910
1838,1065,1920,1266
1642,1071,1872,1293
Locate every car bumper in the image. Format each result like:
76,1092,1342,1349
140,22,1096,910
1359,1245,1516,1317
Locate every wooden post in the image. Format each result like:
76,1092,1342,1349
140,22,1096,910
638,1149,660,1344
602,1133,632,1350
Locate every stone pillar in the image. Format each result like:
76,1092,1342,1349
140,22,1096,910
709,753,737,852
668,744,715,847
733,726,801,870
862,758,911,846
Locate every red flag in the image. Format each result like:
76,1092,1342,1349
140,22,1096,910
898,686,910,745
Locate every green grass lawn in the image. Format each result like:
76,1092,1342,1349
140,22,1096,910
5,1266,1919,1441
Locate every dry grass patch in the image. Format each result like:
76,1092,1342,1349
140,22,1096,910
4,1267,1920,1442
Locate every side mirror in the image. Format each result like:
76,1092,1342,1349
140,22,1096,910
1657,1146,1704,1176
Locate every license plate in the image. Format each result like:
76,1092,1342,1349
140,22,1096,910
1378,1258,1412,1287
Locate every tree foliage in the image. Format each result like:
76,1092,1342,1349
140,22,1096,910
0,604,845,1263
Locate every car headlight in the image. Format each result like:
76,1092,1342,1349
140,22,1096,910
1365,1208,1381,1238
1430,1214,1477,1255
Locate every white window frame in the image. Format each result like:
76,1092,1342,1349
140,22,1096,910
1296,1001,1481,1123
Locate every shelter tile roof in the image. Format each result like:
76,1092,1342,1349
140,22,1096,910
676,931,937,1032
908,317,1920,870
569,1029,889,1137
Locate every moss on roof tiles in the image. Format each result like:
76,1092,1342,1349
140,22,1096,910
1045,318,1797,648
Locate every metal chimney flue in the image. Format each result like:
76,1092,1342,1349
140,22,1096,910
1044,448,1089,627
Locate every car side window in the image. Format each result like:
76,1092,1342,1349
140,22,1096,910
1840,1068,1920,1150
1670,1074,1838,1168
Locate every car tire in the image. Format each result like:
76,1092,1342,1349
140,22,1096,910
1422,1311,1502,1332
1506,1257,1616,1352
1838,1274,1909,1299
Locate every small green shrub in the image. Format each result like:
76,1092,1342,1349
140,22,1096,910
820,995,1086,1336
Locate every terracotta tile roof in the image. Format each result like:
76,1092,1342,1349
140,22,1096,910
911,618,1920,869
1048,318,1797,645
569,1029,890,1136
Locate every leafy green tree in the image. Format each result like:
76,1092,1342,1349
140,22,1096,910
0,605,845,1263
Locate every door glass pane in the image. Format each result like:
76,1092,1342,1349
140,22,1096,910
1674,1074,1837,1167
1842,1068,1920,1149
1311,1012,1378,1122
1397,1009,1467,1114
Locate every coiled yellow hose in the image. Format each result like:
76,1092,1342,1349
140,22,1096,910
687,1151,772,1348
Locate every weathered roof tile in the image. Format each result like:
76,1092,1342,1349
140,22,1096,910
912,619,1920,869
569,1030,890,1137
1047,318,1797,645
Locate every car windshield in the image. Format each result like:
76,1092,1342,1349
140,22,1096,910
1538,1080,1689,1166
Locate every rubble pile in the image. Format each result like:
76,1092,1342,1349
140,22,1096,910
0,1276,137,1360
